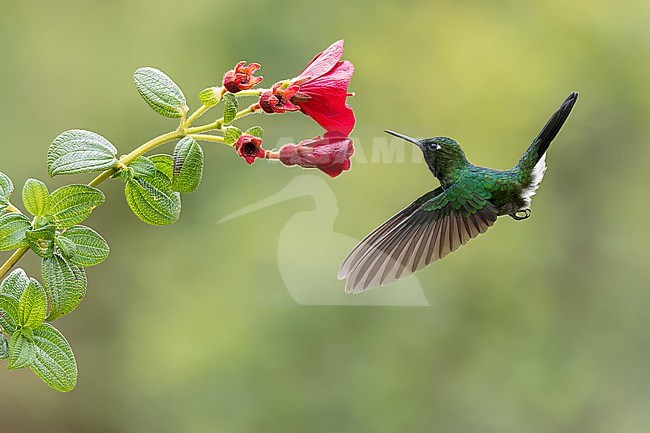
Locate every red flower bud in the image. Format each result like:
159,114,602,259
223,61,263,93
278,131,354,177
234,134,265,164
259,82,301,114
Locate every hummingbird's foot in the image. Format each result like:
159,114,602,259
510,209,531,221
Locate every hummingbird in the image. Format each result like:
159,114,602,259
338,92,578,293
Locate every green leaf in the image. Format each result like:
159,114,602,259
223,126,243,145
0,269,29,332
48,130,118,177
60,225,109,267
0,213,31,251
54,235,78,260
0,295,19,334
245,126,264,139
149,154,174,181
22,178,49,216
1,268,30,301
134,67,188,118
8,329,36,370
42,255,87,320
128,156,157,179
125,171,181,226
21,327,34,340
0,334,8,359
18,278,47,329
30,323,77,392
25,225,56,258
0,196,8,213
46,184,105,229
33,215,51,230
172,137,204,194
0,172,14,198
222,93,238,125
114,167,134,183
199,87,222,107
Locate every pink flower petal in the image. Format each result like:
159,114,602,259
298,40,344,81
294,61,355,135
298,102,355,136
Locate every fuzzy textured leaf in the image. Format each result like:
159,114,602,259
223,126,243,145
172,137,204,194
128,156,157,179
245,126,264,139
8,330,35,370
54,235,78,260
0,295,18,334
1,268,30,301
134,67,187,118
125,171,181,226
0,334,8,359
0,269,29,333
18,278,47,329
48,130,118,176
222,93,238,125
25,225,56,259
149,154,174,181
46,184,105,229
199,87,222,107
0,213,31,251
30,323,77,392
22,179,49,216
0,172,14,198
60,225,109,267
42,255,87,321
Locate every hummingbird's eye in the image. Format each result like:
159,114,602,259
428,143,438,151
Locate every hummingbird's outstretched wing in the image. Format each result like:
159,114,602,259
338,187,443,280
339,183,498,293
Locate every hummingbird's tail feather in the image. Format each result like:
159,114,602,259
517,91,578,172
515,92,578,205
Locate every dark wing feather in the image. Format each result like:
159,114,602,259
337,187,443,279
341,184,498,294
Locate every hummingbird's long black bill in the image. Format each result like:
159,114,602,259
385,130,421,146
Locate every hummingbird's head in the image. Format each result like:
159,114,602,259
385,131,468,184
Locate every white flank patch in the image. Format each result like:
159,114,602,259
521,154,547,207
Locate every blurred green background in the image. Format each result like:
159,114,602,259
1,0,649,431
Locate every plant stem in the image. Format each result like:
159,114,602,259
188,134,227,144
234,89,264,97
5,203,21,214
121,130,184,165
183,104,210,128
0,98,248,279
185,104,260,135
89,129,183,187
0,246,29,279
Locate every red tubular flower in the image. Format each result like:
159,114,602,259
234,134,265,164
292,40,355,135
223,61,263,93
277,131,354,178
259,40,355,135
